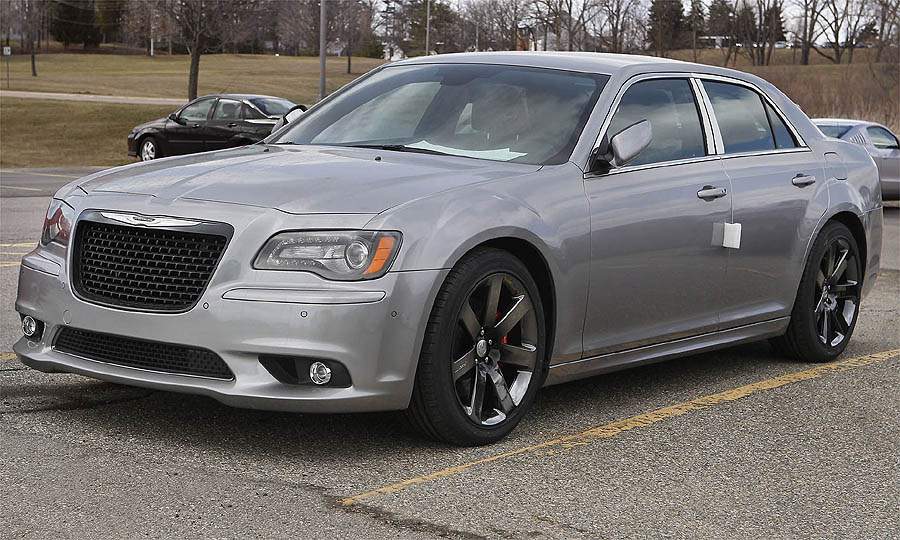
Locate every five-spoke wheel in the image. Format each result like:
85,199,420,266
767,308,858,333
452,272,539,426
140,137,159,161
772,221,861,362
408,248,546,445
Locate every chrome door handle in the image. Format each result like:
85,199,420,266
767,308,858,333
697,185,727,200
792,174,816,187
227,123,237,127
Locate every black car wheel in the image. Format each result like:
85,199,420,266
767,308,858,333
407,248,547,445
139,137,161,161
771,221,861,362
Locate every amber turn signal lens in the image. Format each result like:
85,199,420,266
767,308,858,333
364,236,397,275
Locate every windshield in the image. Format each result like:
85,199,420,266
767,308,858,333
272,64,608,165
816,124,852,139
251,97,296,117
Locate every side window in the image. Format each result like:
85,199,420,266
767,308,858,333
212,99,242,120
606,78,706,166
242,104,265,120
179,98,215,122
704,81,775,154
867,126,899,149
764,102,797,149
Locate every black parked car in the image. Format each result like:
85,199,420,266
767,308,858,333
127,94,298,161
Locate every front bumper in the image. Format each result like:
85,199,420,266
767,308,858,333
14,196,446,413
127,133,137,157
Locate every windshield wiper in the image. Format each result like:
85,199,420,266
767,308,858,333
342,143,452,156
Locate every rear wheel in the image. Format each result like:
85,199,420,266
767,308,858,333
139,137,161,161
407,248,546,445
771,222,861,362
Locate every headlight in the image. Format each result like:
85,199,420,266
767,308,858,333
254,230,402,280
40,199,76,247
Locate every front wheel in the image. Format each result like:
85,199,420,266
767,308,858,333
771,222,862,362
139,137,161,161
407,248,547,445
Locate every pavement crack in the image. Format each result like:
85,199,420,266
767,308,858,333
327,493,489,539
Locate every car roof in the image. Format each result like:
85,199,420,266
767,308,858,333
394,51,689,75
196,93,295,102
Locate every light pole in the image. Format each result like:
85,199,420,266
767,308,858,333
424,0,431,55
319,0,326,101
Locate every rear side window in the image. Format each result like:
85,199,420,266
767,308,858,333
867,126,899,149
704,81,775,154
817,125,852,139
606,78,706,166
243,104,265,120
764,102,797,149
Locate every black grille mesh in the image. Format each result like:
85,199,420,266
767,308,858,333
73,220,227,311
55,327,234,380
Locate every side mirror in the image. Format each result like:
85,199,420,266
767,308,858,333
168,112,184,125
608,119,652,168
271,104,307,132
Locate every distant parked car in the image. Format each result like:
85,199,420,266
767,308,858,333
128,94,298,161
814,119,900,199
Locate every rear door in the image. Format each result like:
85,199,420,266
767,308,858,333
205,98,245,151
700,78,827,327
582,76,732,356
166,97,215,155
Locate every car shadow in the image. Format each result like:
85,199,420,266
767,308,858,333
5,341,795,464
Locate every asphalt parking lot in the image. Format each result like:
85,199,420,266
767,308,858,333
1,168,898,539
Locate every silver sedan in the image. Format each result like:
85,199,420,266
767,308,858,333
813,118,900,199
14,53,883,445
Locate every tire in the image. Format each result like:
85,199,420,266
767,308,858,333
139,136,162,161
407,248,547,446
771,222,862,362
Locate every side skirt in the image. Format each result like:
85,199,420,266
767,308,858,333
545,317,790,386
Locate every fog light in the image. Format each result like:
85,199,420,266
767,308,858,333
309,361,332,385
22,316,40,338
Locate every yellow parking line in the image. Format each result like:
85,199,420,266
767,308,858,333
0,243,35,248
340,348,900,506
1,252,29,256
0,352,17,361
0,262,21,268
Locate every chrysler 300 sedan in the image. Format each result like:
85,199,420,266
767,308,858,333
16,53,883,445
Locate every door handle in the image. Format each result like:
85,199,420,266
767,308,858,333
792,174,816,187
697,185,727,200
227,122,237,127
191,123,201,128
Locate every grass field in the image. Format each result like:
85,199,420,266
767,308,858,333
0,54,384,105
0,98,172,168
0,51,897,167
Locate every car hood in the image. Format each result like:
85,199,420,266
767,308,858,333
76,145,541,214
133,117,169,131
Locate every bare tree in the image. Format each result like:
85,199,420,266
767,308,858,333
872,0,899,61
816,0,870,63
793,0,827,63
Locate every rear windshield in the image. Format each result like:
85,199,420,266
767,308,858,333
816,125,852,139
273,64,609,165
250,97,296,117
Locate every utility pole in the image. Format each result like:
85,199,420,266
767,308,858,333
424,0,431,55
319,0,326,100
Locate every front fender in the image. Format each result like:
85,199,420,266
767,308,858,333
366,163,592,363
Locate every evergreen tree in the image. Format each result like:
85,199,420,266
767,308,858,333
706,0,733,38
648,0,687,56
50,0,101,48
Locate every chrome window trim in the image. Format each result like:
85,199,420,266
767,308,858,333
691,76,724,155
586,72,714,179
718,146,812,161
584,153,723,178
695,73,809,152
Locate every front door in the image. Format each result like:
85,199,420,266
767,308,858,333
583,77,731,356
167,97,215,155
